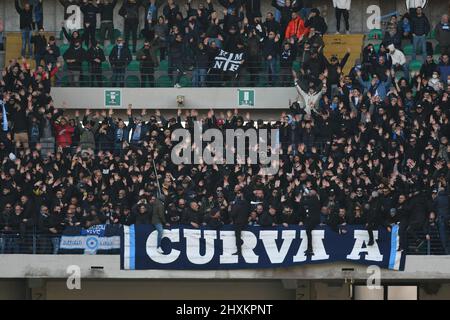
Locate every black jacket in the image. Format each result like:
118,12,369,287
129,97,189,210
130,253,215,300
99,0,118,22
411,14,431,36
260,212,279,227
80,2,100,26
109,45,132,68
231,198,250,226
119,0,142,21
32,35,48,56
44,43,61,65
63,46,86,71
87,46,106,72
15,0,34,30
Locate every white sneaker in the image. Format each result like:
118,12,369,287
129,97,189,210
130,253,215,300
174,84,181,88
346,31,350,35
335,31,340,34
157,247,164,254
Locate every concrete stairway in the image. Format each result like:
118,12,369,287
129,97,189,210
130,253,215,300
5,31,55,70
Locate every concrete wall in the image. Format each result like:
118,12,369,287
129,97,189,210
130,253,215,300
43,279,296,300
2,254,450,281
2,0,449,34
50,87,295,109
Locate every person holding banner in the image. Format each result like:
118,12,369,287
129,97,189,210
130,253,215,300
230,185,250,255
298,189,321,255
149,194,169,254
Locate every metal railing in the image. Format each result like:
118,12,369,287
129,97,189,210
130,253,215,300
54,68,297,88
0,225,448,255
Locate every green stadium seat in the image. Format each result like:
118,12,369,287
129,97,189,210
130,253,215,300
59,44,70,56
128,60,140,72
82,61,89,73
126,75,140,87
292,60,301,72
105,44,115,56
427,29,436,39
158,60,168,71
435,44,441,54
403,44,413,56
101,75,110,87
156,75,172,87
409,60,422,72
102,61,111,71
368,29,383,40
180,76,192,87
61,76,70,87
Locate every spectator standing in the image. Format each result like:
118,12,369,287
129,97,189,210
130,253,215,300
31,0,44,30
119,0,142,53
144,0,160,31
98,0,118,45
279,39,297,86
387,44,410,81
383,23,402,49
15,0,34,58
284,12,309,41
31,28,47,67
168,33,185,88
80,0,100,48
137,39,160,87
262,31,280,86
63,39,86,86
53,112,75,149
411,7,431,62
271,0,301,40
149,194,168,254
191,41,209,87
299,190,321,255
305,8,328,36
44,36,61,68
109,37,132,87
435,14,450,56
59,0,80,44
432,188,449,254
86,40,106,87
333,0,351,34
231,185,250,255
0,18,4,51
154,16,169,60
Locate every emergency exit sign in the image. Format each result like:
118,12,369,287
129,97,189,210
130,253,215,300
105,89,122,108
238,89,255,107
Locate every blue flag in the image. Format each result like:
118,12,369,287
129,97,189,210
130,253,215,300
1,100,7,132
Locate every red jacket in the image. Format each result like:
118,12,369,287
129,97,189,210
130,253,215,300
54,123,75,148
285,17,309,40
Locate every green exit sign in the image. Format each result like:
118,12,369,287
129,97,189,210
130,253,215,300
238,89,255,107
104,89,122,108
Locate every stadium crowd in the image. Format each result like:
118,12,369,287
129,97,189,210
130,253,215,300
1,0,450,255
12,0,450,88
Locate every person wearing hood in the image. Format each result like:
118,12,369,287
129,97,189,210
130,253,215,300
293,70,327,115
305,8,328,35
387,44,410,81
